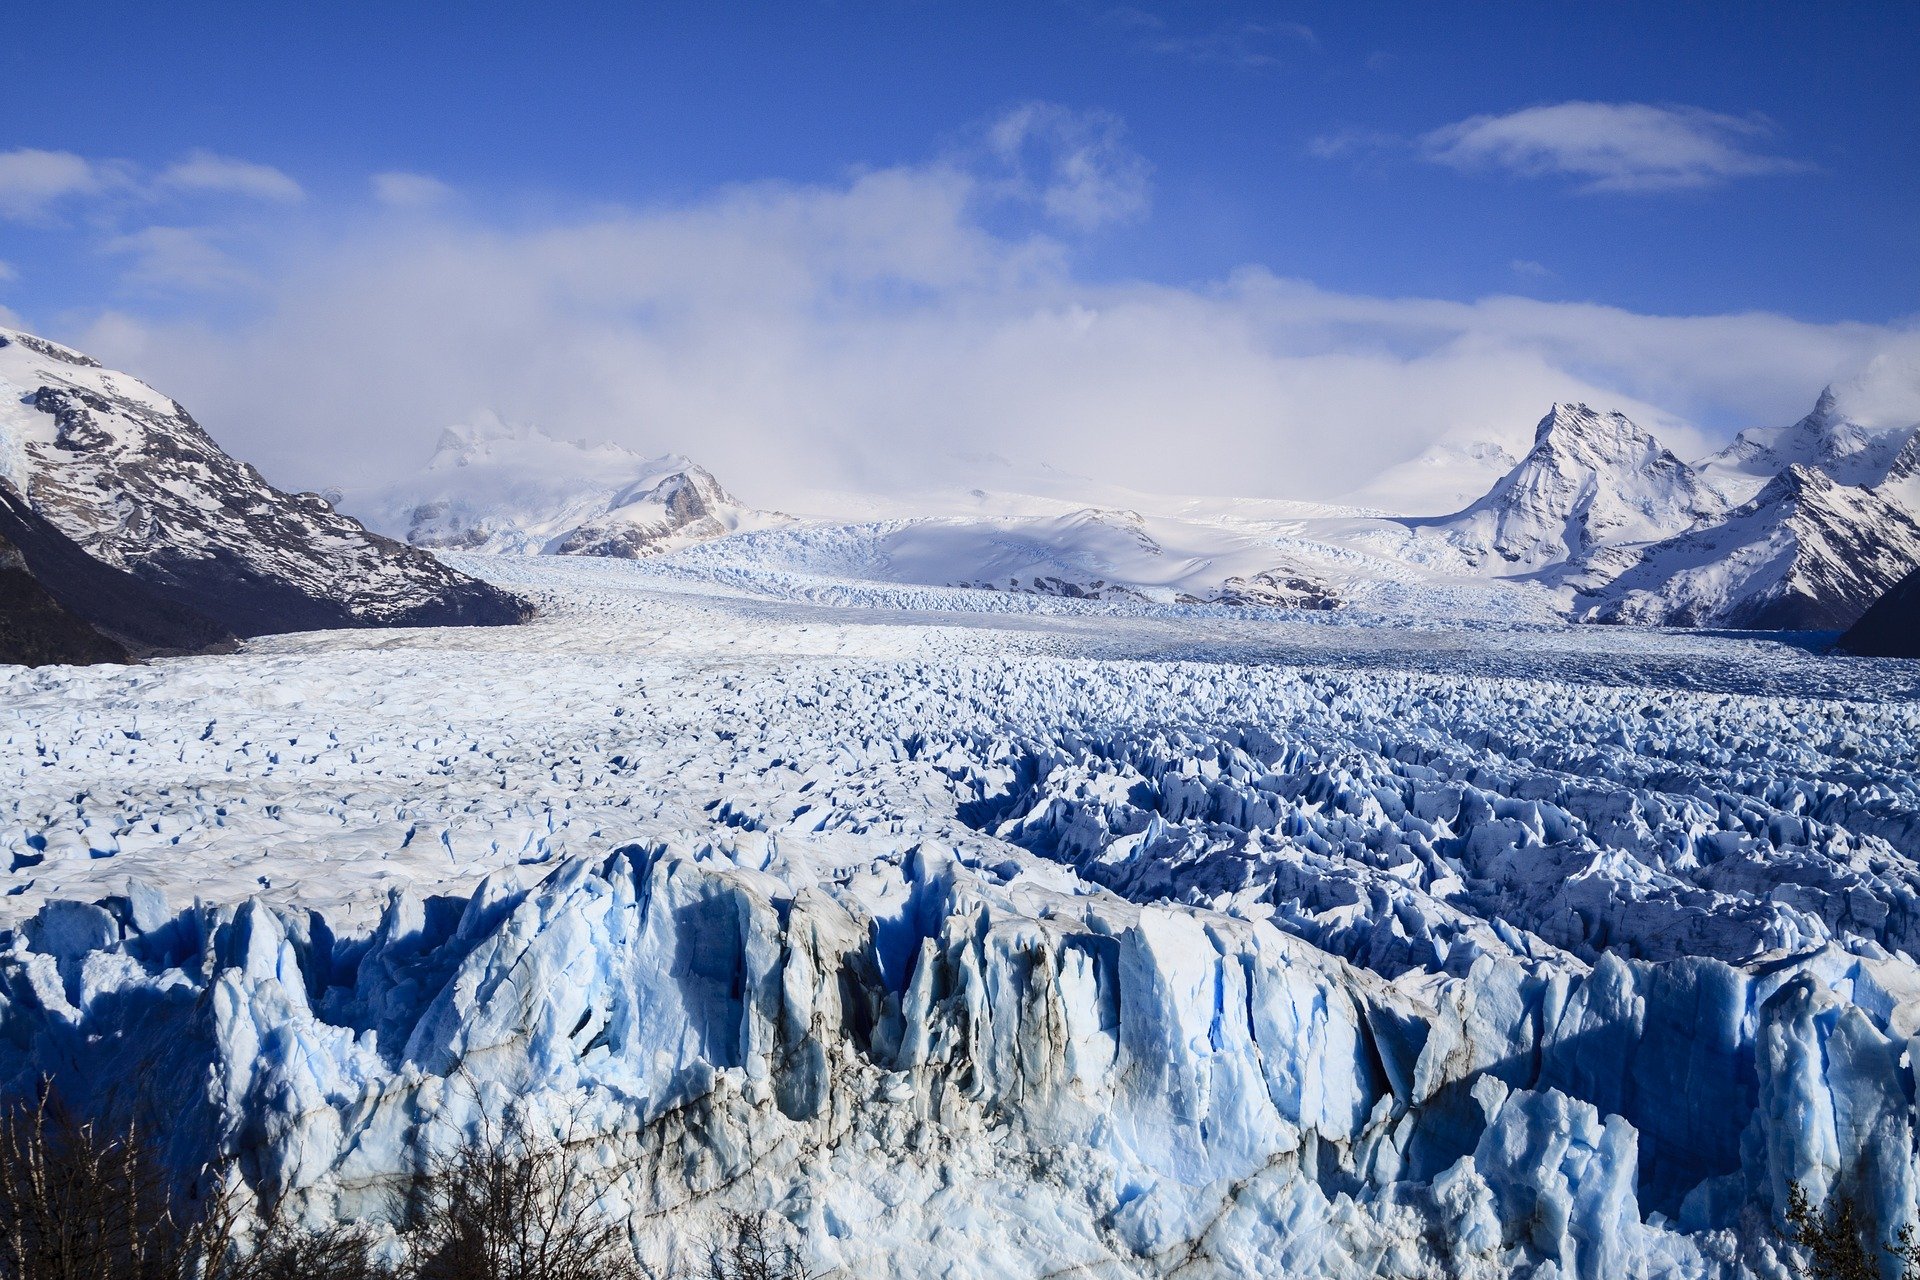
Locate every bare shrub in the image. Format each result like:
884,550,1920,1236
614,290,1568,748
398,1122,639,1280
1780,1183,1920,1280
233,1221,396,1280
701,1213,814,1280
0,1085,237,1280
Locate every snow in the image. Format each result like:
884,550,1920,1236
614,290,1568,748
2,552,1918,1278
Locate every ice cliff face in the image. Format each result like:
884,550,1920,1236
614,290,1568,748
351,415,785,558
1584,465,1920,630
3,844,1915,1280
1417,404,1726,579
0,329,528,637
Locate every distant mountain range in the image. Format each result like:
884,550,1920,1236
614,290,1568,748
348,385,1920,637
0,327,529,665
6,319,1920,665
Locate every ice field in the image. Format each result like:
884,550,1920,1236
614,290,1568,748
2,554,1918,1279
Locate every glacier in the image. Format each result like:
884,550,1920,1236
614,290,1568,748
1,553,1918,1278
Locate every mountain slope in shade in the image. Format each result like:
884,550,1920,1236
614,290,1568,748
0,328,528,638
1583,465,1920,630
1699,386,1920,505
350,415,788,558
1415,403,1725,578
1838,564,1920,658
0,525,128,666
0,484,234,658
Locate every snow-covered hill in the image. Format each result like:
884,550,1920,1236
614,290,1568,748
1583,463,1920,629
349,415,788,557
1411,403,1725,580
1340,437,1520,516
0,328,528,637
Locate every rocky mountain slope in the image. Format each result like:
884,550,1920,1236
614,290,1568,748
350,415,787,558
1583,464,1920,630
1413,404,1725,580
0,328,529,638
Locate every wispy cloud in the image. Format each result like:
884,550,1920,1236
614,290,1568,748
0,149,123,221
1421,101,1808,193
158,150,305,203
0,147,303,223
1509,258,1554,279
101,226,256,291
1104,7,1315,68
372,171,456,208
980,102,1150,229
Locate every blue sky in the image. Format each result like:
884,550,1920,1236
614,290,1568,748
2,2,1916,499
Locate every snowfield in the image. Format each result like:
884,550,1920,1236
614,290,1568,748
3,555,1919,1279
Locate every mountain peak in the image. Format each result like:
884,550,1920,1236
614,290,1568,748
1422,402,1723,576
1753,461,1835,508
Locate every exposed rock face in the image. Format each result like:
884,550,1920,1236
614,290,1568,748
1584,465,1920,630
0,484,233,660
0,328,530,638
1419,404,1726,579
549,464,749,557
1203,569,1343,610
1838,565,1920,658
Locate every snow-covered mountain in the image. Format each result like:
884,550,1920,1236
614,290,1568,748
0,328,528,638
1700,385,1920,506
1583,463,1920,630
1412,403,1726,579
350,415,787,558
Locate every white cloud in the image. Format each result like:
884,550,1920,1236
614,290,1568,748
101,227,256,291
157,150,305,203
0,149,115,221
0,261,16,283
1421,101,1807,193
1509,259,1553,279
982,103,1150,229
372,171,455,208
62,151,1916,507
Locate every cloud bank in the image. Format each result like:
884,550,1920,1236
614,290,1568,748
8,108,1915,507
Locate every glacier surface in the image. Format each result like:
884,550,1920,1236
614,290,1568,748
1,554,1917,1279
